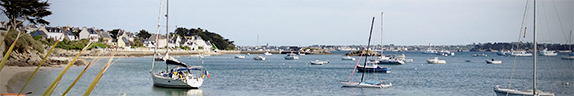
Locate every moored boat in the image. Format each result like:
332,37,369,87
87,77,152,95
486,59,502,64
342,56,356,60
427,57,446,64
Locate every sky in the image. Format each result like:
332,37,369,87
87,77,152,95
1,0,573,46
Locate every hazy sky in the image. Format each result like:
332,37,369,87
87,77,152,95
2,0,572,46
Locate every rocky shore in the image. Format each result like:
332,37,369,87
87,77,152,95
344,50,381,56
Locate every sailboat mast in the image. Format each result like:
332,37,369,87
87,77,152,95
533,0,537,95
361,17,376,82
380,12,384,54
165,0,169,71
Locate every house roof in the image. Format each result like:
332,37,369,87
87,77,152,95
100,32,113,39
31,30,48,37
87,28,98,34
122,37,130,45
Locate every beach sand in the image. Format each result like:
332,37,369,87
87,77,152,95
0,66,47,94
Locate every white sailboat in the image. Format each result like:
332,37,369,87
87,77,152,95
151,0,206,89
376,13,404,65
494,1,554,95
539,48,557,56
341,16,391,88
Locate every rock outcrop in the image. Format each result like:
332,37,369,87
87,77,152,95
345,50,381,56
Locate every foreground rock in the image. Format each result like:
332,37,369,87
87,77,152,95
4,49,87,67
345,50,381,56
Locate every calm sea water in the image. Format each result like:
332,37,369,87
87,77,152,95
7,51,574,96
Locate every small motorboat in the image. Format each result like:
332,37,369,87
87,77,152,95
539,48,558,56
285,52,299,60
486,59,502,64
254,56,266,60
234,55,245,59
310,60,329,65
342,56,356,60
427,57,446,64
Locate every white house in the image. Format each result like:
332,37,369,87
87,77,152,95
79,27,100,42
31,25,75,41
147,34,166,48
183,35,212,51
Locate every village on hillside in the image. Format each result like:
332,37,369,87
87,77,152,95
0,22,216,52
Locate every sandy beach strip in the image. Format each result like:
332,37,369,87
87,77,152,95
0,66,47,93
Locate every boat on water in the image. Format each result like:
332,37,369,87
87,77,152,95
234,55,245,59
510,50,533,57
424,47,437,54
399,54,414,63
341,80,392,88
473,54,488,57
263,52,272,55
341,16,391,88
151,65,206,88
497,50,511,56
376,55,404,65
561,53,574,60
494,1,555,95
427,57,446,64
285,52,299,60
486,59,502,64
151,0,208,89
254,56,266,60
310,60,329,65
357,62,391,73
342,56,356,60
539,48,558,56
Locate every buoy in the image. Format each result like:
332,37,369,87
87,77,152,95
415,68,417,70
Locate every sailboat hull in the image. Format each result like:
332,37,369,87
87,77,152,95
493,86,555,96
151,72,203,89
341,81,392,88
357,67,390,73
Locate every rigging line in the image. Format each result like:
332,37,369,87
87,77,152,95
541,2,553,43
508,0,530,89
518,0,530,43
151,0,164,72
551,0,569,43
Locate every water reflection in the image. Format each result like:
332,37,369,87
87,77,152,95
152,86,204,96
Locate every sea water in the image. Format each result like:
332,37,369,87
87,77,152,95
6,51,574,96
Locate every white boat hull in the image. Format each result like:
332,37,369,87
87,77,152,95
342,56,356,60
285,56,299,60
561,56,574,60
493,86,555,96
486,60,502,64
341,81,392,88
234,55,245,59
152,72,203,88
427,57,446,64
254,56,266,60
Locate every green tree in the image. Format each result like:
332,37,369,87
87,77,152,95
174,27,188,37
0,0,52,29
136,29,151,39
109,29,120,40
